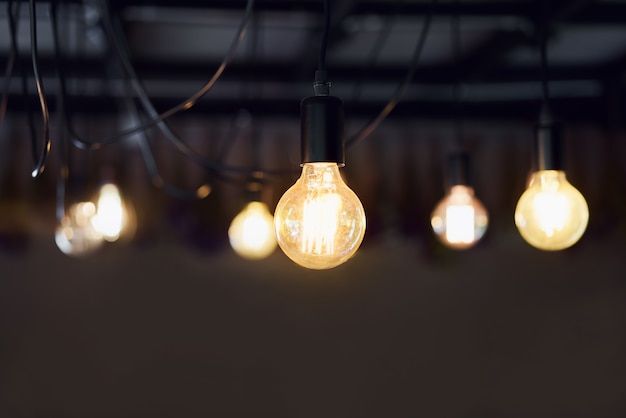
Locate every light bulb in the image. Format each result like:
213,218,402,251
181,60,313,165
55,201,104,256
229,201,277,260
91,183,132,242
431,185,488,250
274,162,366,270
515,170,588,250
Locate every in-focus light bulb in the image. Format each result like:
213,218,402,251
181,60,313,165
55,201,104,256
91,183,131,242
229,201,277,260
515,170,588,250
274,162,366,270
431,185,488,249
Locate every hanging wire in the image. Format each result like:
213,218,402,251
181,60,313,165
53,2,209,201
67,0,255,150
349,1,400,104
346,0,438,148
51,1,69,222
123,97,212,200
0,1,17,128
312,0,332,92
318,0,330,73
28,0,51,178
539,15,551,107
451,0,464,151
65,0,293,179
537,0,553,124
6,0,39,170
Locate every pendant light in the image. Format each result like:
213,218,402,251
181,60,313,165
229,174,277,260
514,107,589,250
273,0,366,270
514,4,589,251
431,4,488,250
431,153,488,249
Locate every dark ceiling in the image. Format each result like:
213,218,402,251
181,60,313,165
3,0,626,124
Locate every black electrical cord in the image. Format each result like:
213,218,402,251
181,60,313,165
346,0,438,148
350,2,399,104
452,0,464,150
66,0,293,180
313,0,331,92
68,0,255,151
7,0,38,169
537,0,553,124
0,1,17,128
123,97,212,200
539,24,551,107
318,0,330,74
51,1,70,223
29,0,51,178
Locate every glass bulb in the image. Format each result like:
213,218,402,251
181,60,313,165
274,162,366,270
431,185,489,250
515,170,589,250
228,201,277,260
91,183,131,242
55,201,104,256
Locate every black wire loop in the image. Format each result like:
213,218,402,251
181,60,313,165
67,0,255,148
347,0,438,147
29,0,51,178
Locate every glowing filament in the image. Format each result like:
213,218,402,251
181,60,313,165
301,192,341,255
92,183,125,242
445,204,476,244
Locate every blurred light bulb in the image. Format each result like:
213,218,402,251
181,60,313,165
431,185,488,249
55,201,104,256
91,183,131,242
274,162,366,270
515,170,588,250
229,201,277,260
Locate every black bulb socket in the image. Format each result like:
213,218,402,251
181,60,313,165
300,95,345,166
535,121,564,171
447,151,472,188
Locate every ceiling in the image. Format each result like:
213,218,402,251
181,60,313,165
3,0,626,124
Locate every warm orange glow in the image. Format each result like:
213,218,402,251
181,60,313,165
274,163,366,270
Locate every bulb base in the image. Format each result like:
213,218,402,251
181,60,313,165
535,120,564,171
300,95,345,166
447,151,472,188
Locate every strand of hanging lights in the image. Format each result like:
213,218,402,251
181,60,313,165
2,0,592,265
0,0,438,265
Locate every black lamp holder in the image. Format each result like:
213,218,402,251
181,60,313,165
447,151,472,188
300,78,345,166
534,105,564,171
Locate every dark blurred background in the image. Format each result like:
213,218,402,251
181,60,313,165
1,1,626,417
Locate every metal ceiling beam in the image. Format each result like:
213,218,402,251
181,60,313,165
2,92,606,122
0,56,603,84
445,0,599,90
102,0,626,25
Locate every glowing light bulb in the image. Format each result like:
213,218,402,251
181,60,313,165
431,185,488,249
55,201,104,256
274,162,366,270
91,183,132,242
515,170,588,250
229,201,277,260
